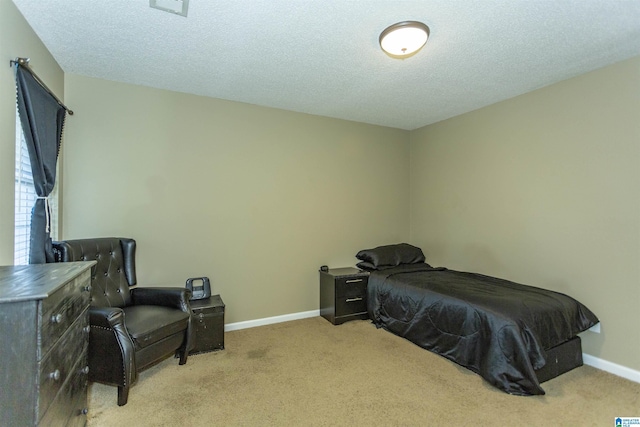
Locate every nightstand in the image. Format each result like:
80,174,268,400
319,267,369,325
189,295,225,355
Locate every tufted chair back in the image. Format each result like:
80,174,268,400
53,237,137,308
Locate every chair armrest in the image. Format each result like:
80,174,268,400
89,307,134,355
88,306,137,386
90,306,126,329
130,287,191,313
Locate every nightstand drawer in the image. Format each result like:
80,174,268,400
335,277,367,297
335,294,367,317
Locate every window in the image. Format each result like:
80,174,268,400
14,111,35,264
14,108,58,265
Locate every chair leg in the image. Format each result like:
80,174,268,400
179,349,188,365
117,385,130,406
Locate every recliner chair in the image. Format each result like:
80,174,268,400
52,237,192,406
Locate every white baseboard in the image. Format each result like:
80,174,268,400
225,309,320,332
583,353,640,384
224,310,640,385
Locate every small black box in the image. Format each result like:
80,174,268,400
189,294,225,355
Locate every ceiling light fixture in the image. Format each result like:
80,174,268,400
379,21,430,59
150,0,189,17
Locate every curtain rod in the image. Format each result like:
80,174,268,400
10,57,74,115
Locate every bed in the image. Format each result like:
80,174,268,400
358,243,599,396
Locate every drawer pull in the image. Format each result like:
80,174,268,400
83,326,91,334
345,279,363,284
49,370,61,381
345,297,363,303
81,366,90,375
51,313,63,324
83,285,92,292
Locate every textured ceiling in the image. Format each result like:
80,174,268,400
11,0,640,130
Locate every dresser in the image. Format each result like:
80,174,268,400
0,261,95,426
319,267,369,325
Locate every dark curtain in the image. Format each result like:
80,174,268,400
14,65,67,264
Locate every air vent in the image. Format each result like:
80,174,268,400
150,0,189,17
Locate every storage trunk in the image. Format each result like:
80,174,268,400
190,295,225,355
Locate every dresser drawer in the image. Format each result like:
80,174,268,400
40,270,91,356
0,262,93,427
39,352,89,427
38,308,89,421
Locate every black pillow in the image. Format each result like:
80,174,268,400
356,261,397,271
355,243,425,268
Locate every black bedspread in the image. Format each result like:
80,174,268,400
367,263,599,395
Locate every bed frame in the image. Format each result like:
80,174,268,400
357,243,598,395
535,336,583,383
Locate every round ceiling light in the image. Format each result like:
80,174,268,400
379,21,430,58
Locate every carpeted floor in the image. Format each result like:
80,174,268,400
87,317,639,426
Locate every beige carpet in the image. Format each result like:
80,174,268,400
87,317,639,426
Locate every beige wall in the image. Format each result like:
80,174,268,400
409,56,640,371
62,74,410,323
0,0,64,265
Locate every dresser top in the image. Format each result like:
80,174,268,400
0,262,95,303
